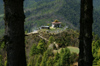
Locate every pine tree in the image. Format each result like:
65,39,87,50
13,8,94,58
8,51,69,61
60,48,70,66
60,48,64,54
37,39,46,54
54,52,60,63
55,59,61,66
30,44,38,56
47,58,53,66
35,55,41,66
40,51,48,66
48,36,55,44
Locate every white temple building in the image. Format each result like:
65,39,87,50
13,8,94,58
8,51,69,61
52,19,61,28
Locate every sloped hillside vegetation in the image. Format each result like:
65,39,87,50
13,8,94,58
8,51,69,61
25,29,79,66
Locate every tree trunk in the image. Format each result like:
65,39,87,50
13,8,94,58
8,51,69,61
3,0,27,66
78,0,93,66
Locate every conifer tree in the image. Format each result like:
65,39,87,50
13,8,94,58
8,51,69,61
35,55,41,66
30,44,38,56
54,52,60,63
47,58,53,66
60,48,70,66
55,59,61,66
60,48,64,54
37,39,46,54
40,51,48,66
48,36,55,44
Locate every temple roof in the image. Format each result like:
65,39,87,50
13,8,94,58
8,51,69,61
52,19,61,24
52,22,61,24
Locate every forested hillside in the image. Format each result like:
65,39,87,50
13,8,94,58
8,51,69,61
0,0,4,37
0,0,3,14
24,0,80,32
0,0,100,36
93,0,100,10
0,27,100,65
0,28,80,66
25,29,79,66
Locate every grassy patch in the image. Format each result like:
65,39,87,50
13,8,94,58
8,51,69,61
50,27,56,30
67,46,79,54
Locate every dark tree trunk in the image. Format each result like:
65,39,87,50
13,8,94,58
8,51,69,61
3,0,27,66
78,0,93,66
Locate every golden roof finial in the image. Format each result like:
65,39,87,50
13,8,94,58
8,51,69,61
54,19,59,22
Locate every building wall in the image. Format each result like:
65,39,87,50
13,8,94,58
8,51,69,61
41,26,50,29
52,24,55,28
52,24,61,28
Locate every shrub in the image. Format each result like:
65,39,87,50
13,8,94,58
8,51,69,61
30,44,38,56
48,36,55,44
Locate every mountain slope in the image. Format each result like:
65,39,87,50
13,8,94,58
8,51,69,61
24,0,80,32
0,0,100,36
0,0,4,37
0,0,3,14
93,0,100,8
24,0,100,37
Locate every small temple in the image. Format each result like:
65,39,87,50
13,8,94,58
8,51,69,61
52,19,61,28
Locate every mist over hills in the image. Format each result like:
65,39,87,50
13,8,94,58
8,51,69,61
0,0,100,36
